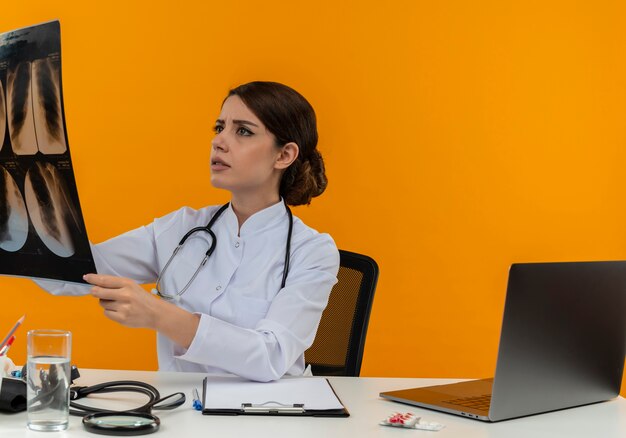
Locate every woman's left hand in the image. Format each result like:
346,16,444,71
83,273,161,329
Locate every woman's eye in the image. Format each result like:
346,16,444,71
236,127,253,136
213,125,223,134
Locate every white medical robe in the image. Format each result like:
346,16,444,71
36,201,339,381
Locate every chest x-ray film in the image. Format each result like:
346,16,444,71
0,21,95,283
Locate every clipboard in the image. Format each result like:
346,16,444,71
201,376,349,417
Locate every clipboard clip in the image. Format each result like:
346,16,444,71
241,401,305,414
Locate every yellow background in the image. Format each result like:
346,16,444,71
2,1,625,396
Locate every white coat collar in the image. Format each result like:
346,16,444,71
224,199,287,238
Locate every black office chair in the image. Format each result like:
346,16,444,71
305,249,379,377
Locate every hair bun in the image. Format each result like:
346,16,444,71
282,151,327,206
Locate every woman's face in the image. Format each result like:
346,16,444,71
210,95,282,197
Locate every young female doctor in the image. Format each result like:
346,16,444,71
37,81,339,382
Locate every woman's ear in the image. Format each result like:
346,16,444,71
275,142,299,169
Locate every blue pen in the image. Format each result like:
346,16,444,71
192,388,202,411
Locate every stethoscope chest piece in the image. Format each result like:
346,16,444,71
82,412,160,436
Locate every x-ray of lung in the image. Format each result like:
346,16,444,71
7,58,67,155
0,165,28,252
0,80,5,153
25,161,81,257
7,61,37,154
0,21,95,283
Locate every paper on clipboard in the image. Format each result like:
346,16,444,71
203,376,344,411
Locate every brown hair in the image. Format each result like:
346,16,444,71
226,81,327,206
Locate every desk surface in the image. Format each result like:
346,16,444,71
1,369,624,437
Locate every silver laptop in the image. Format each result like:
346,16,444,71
380,261,626,422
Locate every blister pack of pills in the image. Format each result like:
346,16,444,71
379,412,445,431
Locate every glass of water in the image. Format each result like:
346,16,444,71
26,329,72,431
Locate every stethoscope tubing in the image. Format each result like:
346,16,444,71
70,380,185,416
154,201,293,301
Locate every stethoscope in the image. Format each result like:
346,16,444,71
72,380,185,435
23,363,186,436
151,201,293,301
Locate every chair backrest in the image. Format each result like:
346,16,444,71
305,249,379,377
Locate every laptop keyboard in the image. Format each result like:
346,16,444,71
444,394,491,411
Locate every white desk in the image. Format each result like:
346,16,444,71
1,369,624,437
